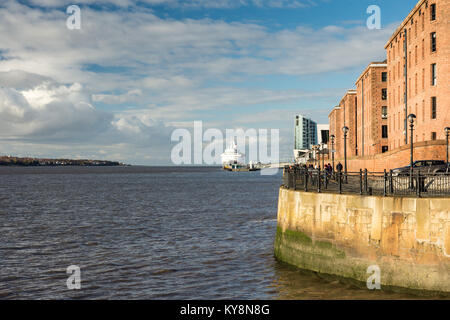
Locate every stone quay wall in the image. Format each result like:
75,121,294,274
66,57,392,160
274,187,450,293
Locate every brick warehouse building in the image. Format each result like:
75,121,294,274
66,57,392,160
386,0,449,150
328,105,341,159
328,90,357,160
329,0,449,172
355,62,388,157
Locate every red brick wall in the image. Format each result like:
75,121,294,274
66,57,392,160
355,63,388,157
329,0,449,172
334,139,447,172
340,91,357,157
329,106,344,160
386,0,450,151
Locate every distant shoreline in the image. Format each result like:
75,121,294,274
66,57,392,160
0,156,128,167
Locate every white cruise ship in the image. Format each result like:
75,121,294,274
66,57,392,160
220,140,245,170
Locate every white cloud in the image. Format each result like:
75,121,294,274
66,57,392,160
0,1,396,164
0,80,112,139
24,0,317,9
92,89,142,104
0,2,392,83
0,70,52,89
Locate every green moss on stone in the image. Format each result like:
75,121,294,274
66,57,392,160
275,227,346,262
281,227,313,245
315,240,332,250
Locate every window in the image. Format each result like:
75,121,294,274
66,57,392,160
408,78,411,98
382,106,388,119
382,88,387,100
431,97,437,119
382,125,388,139
431,63,437,85
430,3,436,21
382,146,388,153
422,68,425,90
381,72,387,82
415,45,418,65
432,132,437,140
422,100,425,122
431,32,436,52
422,11,425,30
422,39,425,59
415,73,418,94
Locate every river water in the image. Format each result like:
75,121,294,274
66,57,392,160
0,166,441,299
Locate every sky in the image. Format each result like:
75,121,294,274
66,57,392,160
0,0,418,165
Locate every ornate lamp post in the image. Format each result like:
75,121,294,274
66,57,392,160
342,126,349,183
408,114,416,189
445,127,450,168
330,135,335,172
321,142,325,170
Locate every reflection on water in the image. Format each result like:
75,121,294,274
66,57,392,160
0,166,446,299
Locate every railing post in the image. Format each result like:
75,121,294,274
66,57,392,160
383,169,387,197
287,169,291,188
416,170,421,197
389,169,394,194
317,168,321,193
359,169,363,195
304,170,308,192
293,168,296,190
338,170,342,194
364,169,368,193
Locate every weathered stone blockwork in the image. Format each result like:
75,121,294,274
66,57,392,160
275,187,450,293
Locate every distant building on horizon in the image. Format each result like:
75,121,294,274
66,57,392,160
294,114,317,150
293,114,318,164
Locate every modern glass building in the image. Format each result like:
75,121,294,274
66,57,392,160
317,124,330,147
294,115,317,150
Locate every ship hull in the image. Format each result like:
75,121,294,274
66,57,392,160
223,165,260,172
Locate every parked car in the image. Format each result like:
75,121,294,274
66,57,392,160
392,160,449,176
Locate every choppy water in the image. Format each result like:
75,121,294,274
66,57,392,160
0,166,442,299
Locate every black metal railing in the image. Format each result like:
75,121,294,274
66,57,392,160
282,166,450,197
